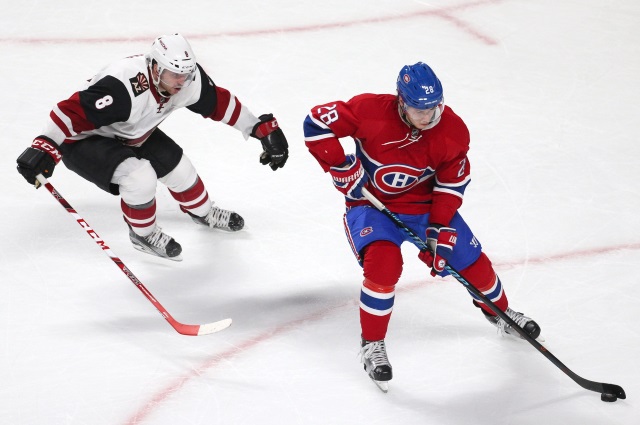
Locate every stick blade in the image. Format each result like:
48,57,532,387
197,318,233,335
602,383,626,399
170,318,233,336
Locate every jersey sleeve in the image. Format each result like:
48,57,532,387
428,127,472,227
187,64,259,139
303,100,361,171
42,76,132,145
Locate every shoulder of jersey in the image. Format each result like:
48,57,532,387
96,55,151,98
349,93,395,104
349,93,397,119
440,106,465,128
437,106,470,145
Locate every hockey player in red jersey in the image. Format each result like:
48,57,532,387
303,62,541,391
17,33,288,261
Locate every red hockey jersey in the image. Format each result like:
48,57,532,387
304,93,471,226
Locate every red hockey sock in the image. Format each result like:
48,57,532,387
359,241,403,341
121,199,156,237
169,176,210,216
360,278,395,341
460,252,509,315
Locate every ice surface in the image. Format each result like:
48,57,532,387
1,1,639,424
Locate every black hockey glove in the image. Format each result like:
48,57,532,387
251,114,289,171
17,137,62,187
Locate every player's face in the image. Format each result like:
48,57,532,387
404,105,438,130
154,65,194,95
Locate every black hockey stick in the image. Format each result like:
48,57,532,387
36,174,232,336
361,187,626,400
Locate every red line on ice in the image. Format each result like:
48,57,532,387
1,0,503,46
123,301,353,425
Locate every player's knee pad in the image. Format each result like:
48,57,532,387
159,154,198,193
113,158,157,206
362,240,403,287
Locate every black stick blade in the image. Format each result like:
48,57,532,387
602,383,626,399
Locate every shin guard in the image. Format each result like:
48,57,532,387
460,252,509,315
359,241,403,341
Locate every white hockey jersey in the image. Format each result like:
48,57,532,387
41,55,258,147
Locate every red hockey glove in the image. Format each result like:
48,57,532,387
251,114,289,171
16,137,62,187
418,224,457,276
329,154,369,200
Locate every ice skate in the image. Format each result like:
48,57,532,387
359,339,392,393
189,205,244,231
483,308,541,340
129,225,183,261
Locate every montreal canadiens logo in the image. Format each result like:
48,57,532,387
373,164,430,194
360,227,373,237
403,74,411,83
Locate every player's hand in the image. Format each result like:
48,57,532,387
418,224,457,276
16,137,62,187
251,114,289,171
329,154,369,200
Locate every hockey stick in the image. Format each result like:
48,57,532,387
361,187,625,400
35,174,232,336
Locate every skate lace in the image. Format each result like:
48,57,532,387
144,227,172,249
359,340,390,367
497,308,530,335
205,206,232,228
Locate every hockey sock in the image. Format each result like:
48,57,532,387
360,278,395,341
460,252,509,315
169,176,211,218
122,199,157,237
360,241,403,341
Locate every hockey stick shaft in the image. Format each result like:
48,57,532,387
361,187,625,398
36,174,231,336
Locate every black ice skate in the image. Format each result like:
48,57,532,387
189,205,244,231
483,307,541,340
129,225,183,261
359,339,393,393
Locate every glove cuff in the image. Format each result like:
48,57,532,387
329,156,362,182
251,114,278,139
32,137,62,164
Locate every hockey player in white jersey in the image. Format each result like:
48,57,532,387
16,33,289,261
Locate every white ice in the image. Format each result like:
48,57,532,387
1,1,639,424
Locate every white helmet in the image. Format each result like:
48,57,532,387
146,33,197,94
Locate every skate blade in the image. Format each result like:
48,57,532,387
370,377,389,393
501,329,545,343
132,244,183,262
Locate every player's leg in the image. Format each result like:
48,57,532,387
114,157,182,260
140,129,243,231
441,213,541,339
60,136,181,260
359,240,402,383
461,252,540,339
344,206,405,385
161,155,244,231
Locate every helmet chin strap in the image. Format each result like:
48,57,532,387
398,105,413,127
421,115,441,130
397,98,412,127
149,64,172,98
